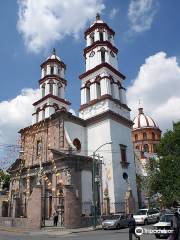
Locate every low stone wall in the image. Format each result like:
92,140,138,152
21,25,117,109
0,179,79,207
0,216,43,229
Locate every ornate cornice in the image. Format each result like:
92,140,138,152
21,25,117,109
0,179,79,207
79,62,126,80
39,75,67,85
79,94,130,111
84,41,118,55
84,23,115,37
41,58,66,69
33,94,71,106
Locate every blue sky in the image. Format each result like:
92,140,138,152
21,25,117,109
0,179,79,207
0,0,180,162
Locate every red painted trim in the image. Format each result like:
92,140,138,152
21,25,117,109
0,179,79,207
79,94,130,111
41,58,66,70
84,41,118,55
79,63,126,80
84,23,115,37
39,75,67,85
33,94,71,106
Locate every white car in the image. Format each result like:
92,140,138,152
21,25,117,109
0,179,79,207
102,214,128,230
134,208,160,225
153,213,174,238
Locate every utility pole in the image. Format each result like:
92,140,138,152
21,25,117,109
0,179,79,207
92,141,112,230
92,152,97,230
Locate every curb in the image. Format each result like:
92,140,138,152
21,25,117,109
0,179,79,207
0,227,30,234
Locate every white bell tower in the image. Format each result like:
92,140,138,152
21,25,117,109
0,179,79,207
32,48,71,124
79,13,129,120
79,15,138,212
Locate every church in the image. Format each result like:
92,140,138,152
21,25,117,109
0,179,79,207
7,14,138,228
132,107,161,207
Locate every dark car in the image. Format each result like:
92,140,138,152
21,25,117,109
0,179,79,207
153,213,174,238
102,214,128,230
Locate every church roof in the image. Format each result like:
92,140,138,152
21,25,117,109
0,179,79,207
133,108,158,130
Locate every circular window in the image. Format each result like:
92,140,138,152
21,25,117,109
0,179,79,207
110,51,115,58
89,51,95,57
122,172,128,180
73,138,81,151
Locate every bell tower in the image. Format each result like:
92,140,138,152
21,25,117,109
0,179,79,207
32,48,71,124
79,14,129,120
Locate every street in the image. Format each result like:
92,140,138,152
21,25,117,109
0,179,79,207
0,226,159,240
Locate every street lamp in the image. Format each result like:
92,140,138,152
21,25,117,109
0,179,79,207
92,141,112,230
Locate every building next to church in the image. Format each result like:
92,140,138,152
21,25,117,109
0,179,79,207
3,14,138,228
132,107,161,206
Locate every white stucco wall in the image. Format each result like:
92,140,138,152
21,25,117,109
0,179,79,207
86,118,138,213
86,119,116,211
79,99,130,121
109,119,138,209
64,121,87,155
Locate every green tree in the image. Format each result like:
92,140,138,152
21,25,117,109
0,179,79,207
0,169,10,190
146,122,180,206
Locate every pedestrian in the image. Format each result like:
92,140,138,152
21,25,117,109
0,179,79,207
172,212,180,240
128,214,140,240
53,210,59,227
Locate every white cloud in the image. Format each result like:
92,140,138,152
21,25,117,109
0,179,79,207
17,0,105,53
0,88,40,144
128,0,159,33
127,52,180,132
109,8,119,20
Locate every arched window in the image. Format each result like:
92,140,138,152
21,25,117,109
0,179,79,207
99,30,104,41
135,134,138,141
42,84,45,97
152,132,155,140
144,144,149,153
111,82,114,98
49,81,54,94
136,145,139,150
50,66,54,75
100,47,106,63
108,34,112,41
58,84,62,97
96,83,101,99
37,140,42,156
90,32,95,44
42,109,45,120
85,82,91,102
143,132,147,140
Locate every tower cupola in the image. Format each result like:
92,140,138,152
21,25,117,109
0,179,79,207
79,15,129,121
32,49,71,124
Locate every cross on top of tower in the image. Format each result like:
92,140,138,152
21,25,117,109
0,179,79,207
52,48,56,55
96,13,101,21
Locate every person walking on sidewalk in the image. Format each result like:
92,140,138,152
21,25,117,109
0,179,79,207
128,214,140,240
172,212,180,240
53,210,59,227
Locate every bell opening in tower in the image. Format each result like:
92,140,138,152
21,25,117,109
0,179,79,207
90,32,95,45
101,48,106,63
99,31,104,41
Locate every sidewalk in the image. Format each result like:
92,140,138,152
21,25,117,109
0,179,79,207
0,225,102,236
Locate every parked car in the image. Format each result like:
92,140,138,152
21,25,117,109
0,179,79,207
102,214,128,230
134,208,160,225
153,213,174,239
